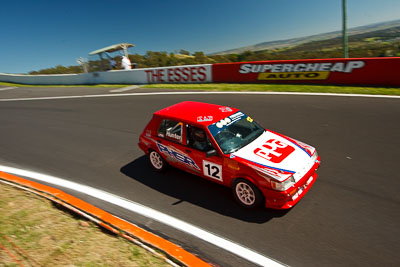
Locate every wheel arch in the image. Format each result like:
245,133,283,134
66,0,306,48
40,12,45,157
230,175,258,188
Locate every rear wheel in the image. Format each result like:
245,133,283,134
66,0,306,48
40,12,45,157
232,178,263,208
148,150,167,171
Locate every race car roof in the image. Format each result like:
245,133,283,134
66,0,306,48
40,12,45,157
154,101,239,126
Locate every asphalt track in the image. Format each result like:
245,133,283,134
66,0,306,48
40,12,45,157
0,85,399,266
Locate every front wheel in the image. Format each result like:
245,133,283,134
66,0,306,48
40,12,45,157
148,150,167,171
232,179,264,208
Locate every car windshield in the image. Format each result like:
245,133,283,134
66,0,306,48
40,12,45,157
208,111,264,154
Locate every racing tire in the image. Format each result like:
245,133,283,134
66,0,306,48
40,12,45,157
232,178,264,208
148,150,167,172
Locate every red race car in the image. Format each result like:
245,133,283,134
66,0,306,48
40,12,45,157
138,101,320,209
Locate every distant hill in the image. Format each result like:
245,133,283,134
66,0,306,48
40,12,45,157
28,20,400,74
210,19,400,55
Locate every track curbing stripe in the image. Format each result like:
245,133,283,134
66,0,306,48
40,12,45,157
0,171,211,267
0,165,287,267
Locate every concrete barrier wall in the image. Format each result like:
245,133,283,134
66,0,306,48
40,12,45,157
0,72,92,85
0,64,212,85
1,58,399,87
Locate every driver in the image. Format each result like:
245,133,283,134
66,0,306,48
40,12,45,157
192,128,209,151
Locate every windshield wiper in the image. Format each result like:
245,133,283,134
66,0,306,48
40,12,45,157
229,147,240,154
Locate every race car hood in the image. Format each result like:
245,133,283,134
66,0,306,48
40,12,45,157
231,130,317,182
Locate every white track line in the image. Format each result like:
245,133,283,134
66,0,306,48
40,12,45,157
0,91,399,102
0,86,17,91
110,85,140,93
0,165,286,267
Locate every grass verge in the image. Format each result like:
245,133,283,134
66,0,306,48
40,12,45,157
142,83,400,95
2,81,399,95
142,83,400,96
0,183,170,267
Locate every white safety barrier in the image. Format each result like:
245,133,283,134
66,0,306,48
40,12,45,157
2,58,400,87
0,64,212,85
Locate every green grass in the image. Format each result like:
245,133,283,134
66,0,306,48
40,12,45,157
142,83,400,96
0,183,170,267
2,81,399,95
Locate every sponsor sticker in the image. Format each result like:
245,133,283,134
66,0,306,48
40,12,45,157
166,131,182,141
298,187,304,195
219,107,233,112
197,115,213,123
157,143,200,170
145,130,151,137
254,139,294,163
208,111,247,136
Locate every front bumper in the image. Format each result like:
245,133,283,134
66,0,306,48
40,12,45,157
262,156,320,209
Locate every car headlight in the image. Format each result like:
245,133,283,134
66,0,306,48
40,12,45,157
256,170,296,191
311,151,318,162
270,176,295,191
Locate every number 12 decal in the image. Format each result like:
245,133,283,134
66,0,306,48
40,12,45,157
203,160,223,182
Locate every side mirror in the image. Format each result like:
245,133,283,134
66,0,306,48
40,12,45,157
206,149,218,158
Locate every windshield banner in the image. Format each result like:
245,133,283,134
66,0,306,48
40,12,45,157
208,111,246,136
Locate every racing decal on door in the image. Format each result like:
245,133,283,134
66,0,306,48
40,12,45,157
254,139,294,163
203,160,223,182
157,142,200,170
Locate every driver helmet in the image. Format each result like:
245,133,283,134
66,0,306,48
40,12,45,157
193,129,206,142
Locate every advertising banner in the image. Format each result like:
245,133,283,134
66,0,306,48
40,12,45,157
100,64,213,84
0,64,213,85
211,58,400,87
142,64,212,84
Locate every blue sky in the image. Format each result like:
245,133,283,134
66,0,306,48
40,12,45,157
1,0,399,74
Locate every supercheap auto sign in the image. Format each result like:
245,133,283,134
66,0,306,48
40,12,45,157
239,61,365,80
211,58,400,86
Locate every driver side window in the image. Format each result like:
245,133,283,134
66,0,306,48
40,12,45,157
186,125,213,152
